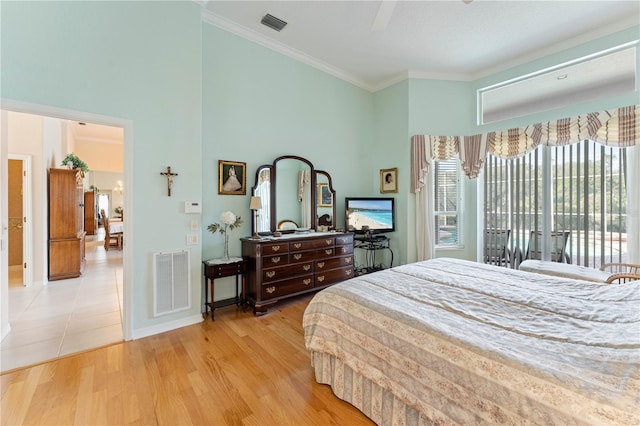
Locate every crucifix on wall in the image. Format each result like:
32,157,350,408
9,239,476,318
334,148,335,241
160,166,178,196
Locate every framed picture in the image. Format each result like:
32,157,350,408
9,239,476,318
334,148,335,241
218,160,246,195
317,183,333,207
380,167,398,193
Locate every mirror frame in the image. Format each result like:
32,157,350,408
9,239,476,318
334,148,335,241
251,155,318,235
315,170,336,230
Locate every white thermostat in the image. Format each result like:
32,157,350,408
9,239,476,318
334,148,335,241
184,201,201,214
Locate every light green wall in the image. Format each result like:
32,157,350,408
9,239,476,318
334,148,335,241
1,1,203,333
1,0,637,336
201,24,374,298
370,81,409,265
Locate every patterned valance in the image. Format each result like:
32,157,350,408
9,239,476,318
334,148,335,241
411,104,638,192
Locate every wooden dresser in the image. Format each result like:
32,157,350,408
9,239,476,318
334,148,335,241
241,233,354,314
48,168,86,281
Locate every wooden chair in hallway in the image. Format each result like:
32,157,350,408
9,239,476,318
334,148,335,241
102,216,122,250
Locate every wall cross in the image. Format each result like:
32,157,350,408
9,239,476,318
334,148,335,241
160,166,178,196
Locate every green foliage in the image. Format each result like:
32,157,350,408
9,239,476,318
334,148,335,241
61,153,89,172
208,216,243,235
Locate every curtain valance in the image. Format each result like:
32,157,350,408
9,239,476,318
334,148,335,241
411,104,638,192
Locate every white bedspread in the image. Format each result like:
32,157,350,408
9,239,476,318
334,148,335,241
304,258,639,425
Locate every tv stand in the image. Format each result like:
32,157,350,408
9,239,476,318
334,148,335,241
354,235,393,276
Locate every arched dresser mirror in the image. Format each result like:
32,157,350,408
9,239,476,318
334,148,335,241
315,170,336,231
250,155,336,235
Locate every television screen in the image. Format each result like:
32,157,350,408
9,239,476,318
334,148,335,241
345,197,395,234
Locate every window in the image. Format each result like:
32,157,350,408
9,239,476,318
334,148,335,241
483,141,628,268
434,157,463,247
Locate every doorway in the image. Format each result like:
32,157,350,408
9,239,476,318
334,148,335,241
1,105,132,371
7,154,32,288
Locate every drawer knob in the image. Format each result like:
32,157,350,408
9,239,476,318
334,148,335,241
293,254,302,260
271,257,281,264
339,238,347,243
303,265,311,271
325,239,332,245
271,246,280,252
303,278,311,285
266,271,276,278
317,262,325,269
346,257,352,264
293,243,302,249
266,286,275,294
346,269,353,276
325,249,332,255
317,275,325,282
342,247,348,253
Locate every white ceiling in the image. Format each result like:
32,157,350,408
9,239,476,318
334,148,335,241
69,121,123,144
202,0,640,92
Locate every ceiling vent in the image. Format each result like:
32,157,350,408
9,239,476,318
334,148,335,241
261,13,287,32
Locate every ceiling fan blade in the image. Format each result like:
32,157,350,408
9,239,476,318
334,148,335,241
371,0,398,32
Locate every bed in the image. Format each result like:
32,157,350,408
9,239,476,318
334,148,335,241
303,258,639,425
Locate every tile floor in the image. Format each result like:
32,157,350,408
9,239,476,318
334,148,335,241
1,230,123,372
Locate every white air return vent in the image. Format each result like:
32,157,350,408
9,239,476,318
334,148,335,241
153,250,191,317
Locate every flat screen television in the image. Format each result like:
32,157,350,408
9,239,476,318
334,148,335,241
345,197,395,234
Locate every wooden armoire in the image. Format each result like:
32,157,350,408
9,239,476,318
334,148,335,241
84,191,97,235
48,168,86,280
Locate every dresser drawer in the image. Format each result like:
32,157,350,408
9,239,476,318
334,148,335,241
263,242,289,255
208,262,247,277
264,254,288,266
335,245,353,255
289,248,335,263
335,234,354,246
315,266,354,287
263,262,313,283
315,255,354,271
262,275,314,299
290,238,334,252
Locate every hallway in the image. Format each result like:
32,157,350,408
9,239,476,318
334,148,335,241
1,231,123,372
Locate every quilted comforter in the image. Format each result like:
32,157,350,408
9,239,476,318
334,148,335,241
303,258,639,425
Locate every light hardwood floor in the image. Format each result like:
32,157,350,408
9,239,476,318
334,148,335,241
1,294,372,425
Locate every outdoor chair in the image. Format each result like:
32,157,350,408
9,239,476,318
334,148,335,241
483,229,511,266
523,230,571,263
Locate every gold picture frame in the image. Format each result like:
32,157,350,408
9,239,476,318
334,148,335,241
380,168,398,193
317,183,333,207
218,160,246,195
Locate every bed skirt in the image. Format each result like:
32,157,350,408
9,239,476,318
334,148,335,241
311,351,430,426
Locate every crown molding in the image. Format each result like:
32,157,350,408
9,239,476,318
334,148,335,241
201,10,376,92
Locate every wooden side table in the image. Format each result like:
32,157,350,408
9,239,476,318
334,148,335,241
202,257,247,320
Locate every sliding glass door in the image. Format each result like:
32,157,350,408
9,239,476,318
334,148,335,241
483,140,628,268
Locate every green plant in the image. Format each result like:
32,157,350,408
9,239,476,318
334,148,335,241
61,153,89,172
89,185,99,192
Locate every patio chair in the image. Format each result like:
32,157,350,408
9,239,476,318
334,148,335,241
523,230,571,263
483,229,511,266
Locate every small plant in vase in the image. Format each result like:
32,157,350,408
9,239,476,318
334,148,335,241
208,211,243,260
61,153,89,173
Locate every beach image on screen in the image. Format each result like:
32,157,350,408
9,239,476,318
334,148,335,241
347,199,393,230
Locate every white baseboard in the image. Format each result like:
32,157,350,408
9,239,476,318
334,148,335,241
131,314,203,340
